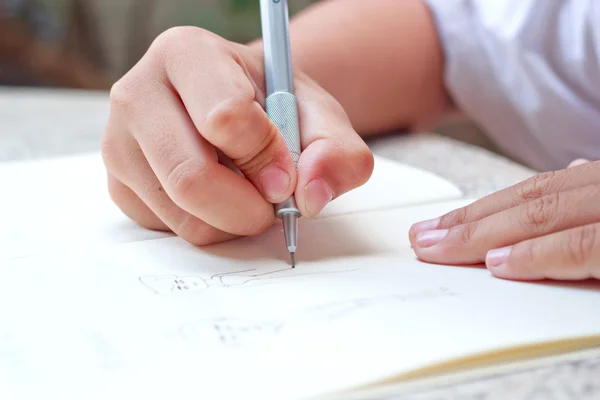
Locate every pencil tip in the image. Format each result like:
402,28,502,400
290,252,296,268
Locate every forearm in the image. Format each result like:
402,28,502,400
250,0,453,135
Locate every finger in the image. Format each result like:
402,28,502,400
102,123,237,246
568,158,590,168
409,162,600,244
110,49,278,236
485,223,600,281
106,173,168,231
292,73,375,217
158,28,373,219
412,185,600,265
155,27,297,204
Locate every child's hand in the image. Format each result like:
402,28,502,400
101,27,374,245
409,160,600,281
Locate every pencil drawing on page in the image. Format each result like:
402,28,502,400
139,266,360,295
175,287,459,348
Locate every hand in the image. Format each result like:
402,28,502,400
409,159,600,281
101,27,374,245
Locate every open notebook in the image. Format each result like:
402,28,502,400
1,152,599,400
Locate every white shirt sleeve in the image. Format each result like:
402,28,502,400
424,0,600,171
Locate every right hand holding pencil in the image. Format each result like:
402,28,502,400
101,27,374,246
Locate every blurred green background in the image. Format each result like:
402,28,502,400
0,0,499,153
0,0,317,89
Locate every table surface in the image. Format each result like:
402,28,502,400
1,87,599,399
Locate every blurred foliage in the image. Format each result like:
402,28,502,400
161,0,315,43
0,0,318,88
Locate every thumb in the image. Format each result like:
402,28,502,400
296,137,375,217
292,77,375,217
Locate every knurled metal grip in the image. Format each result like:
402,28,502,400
267,91,302,218
266,92,301,167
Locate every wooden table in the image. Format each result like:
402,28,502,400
1,87,599,399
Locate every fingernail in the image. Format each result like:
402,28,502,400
486,246,512,268
304,178,333,217
415,229,448,248
259,166,291,200
410,218,440,236
568,158,589,168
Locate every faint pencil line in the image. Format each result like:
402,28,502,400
220,268,360,287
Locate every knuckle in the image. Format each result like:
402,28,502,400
352,145,375,185
205,94,254,137
514,171,554,203
515,240,543,277
235,124,281,177
109,78,135,112
108,75,147,123
157,26,193,44
456,222,478,246
521,193,560,232
333,139,375,192
566,225,598,266
166,158,211,201
153,26,211,52
520,241,537,266
154,26,224,74
440,206,470,228
206,96,272,167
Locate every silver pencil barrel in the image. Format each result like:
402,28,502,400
260,0,294,95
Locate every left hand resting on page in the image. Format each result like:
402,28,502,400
409,159,600,281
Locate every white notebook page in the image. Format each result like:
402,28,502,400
1,200,599,400
0,152,461,260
